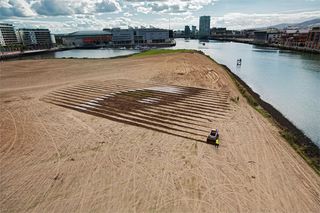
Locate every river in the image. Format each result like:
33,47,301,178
170,39,320,146
17,39,320,146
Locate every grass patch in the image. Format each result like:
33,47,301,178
131,49,194,58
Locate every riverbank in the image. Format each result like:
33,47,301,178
0,47,74,60
1,52,319,212
214,59,320,173
135,49,320,173
213,38,320,54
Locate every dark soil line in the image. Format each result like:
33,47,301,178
44,99,206,143
48,91,225,121
44,96,208,135
48,92,209,128
49,91,220,122
44,97,207,138
55,87,230,115
61,85,231,110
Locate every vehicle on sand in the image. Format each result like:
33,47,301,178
207,129,219,144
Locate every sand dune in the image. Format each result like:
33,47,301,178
1,53,319,212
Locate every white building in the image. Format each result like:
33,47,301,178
0,23,19,47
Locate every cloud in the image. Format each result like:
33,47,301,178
127,0,217,14
0,0,36,18
0,0,121,18
95,0,121,13
214,11,320,29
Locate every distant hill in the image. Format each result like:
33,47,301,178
269,18,320,29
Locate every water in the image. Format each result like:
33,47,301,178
17,48,139,59
170,39,320,146
54,49,139,58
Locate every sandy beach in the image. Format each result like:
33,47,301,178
1,52,319,212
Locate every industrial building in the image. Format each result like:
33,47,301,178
199,16,211,39
18,28,53,49
62,30,112,48
0,23,19,47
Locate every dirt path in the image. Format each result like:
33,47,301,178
1,53,319,212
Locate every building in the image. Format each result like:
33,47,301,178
184,26,191,38
18,28,53,49
241,29,256,39
191,26,196,38
280,29,309,47
111,28,134,45
267,32,281,44
306,27,320,50
211,27,227,37
173,30,185,38
135,28,170,44
63,30,112,48
0,23,19,47
254,31,268,43
111,28,172,46
199,16,211,39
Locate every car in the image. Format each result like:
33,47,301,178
207,129,219,144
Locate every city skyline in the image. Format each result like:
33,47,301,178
0,0,320,33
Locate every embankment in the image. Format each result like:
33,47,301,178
215,59,320,174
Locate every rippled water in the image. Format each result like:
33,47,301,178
170,39,320,146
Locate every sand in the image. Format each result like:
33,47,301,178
1,53,319,212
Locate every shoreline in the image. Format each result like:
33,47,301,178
204,55,320,174
130,49,320,174
211,38,320,54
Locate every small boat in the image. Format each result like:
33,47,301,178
202,42,205,46
237,58,242,66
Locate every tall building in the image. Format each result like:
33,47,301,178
199,16,211,39
184,26,191,38
0,23,19,47
18,28,53,49
191,26,197,38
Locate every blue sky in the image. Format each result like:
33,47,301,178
0,0,320,33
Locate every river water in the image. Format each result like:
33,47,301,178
20,39,320,146
170,39,320,146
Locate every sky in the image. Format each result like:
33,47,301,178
0,0,320,33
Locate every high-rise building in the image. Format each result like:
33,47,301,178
184,26,191,38
199,16,211,39
17,28,53,49
0,23,19,47
191,26,197,38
